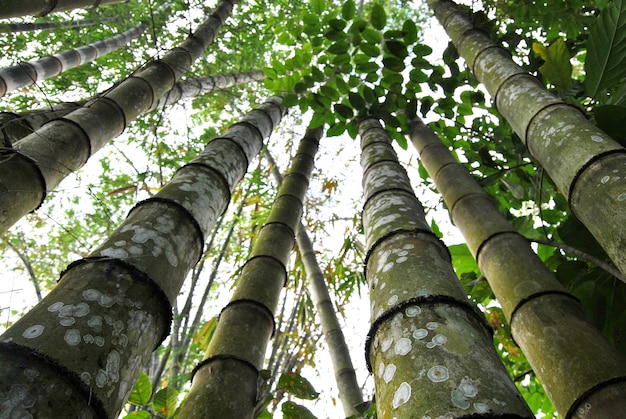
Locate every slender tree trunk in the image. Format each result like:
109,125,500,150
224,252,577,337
0,97,284,418
0,70,264,146
409,116,626,418
427,0,626,276
0,17,119,34
0,0,129,19
0,22,147,98
0,0,239,235
180,124,322,419
265,148,365,416
359,117,532,418
153,70,266,110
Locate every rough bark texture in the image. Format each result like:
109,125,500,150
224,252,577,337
409,116,626,418
0,22,147,98
360,117,532,418
0,0,128,19
428,0,626,277
181,125,322,419
0,0,238,235
0,97,284,418
0,17,119,34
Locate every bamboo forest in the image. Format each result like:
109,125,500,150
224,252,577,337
1,0,626,417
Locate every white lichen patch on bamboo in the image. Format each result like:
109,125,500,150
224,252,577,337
394,338,412,355
381,336,394,352
427,365,449,382
406,306,421,317
383,364,396,383
426,322,438,330
64,329,81,346
413,329,428,340
378,362,386,378
474,402,490,413
392,382,411,408
22,325,44,339
387,295,398,305
617,193,626,202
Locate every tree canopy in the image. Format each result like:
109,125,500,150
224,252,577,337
1,0,625,417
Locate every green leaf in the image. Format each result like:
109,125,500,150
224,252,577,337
594,104,626,146
349,92,366,110
449,244,479,275
282,401,317,419
413,43,433,57
283,93,299,108
334,103,353,119
309,112,327,128
123,411,151,419
370,3,387,30
532,38,572,92
310,0,325,14
362,28,382,44
128,371,152,406
320,85,340,101
382,56,405,72
327,123,347,137
585,0,626,97
384,40,408,58
278,372,319,400
256,410,273,419
360,42,380,57
329,18,347,31
402,20,418,44
342,0,356,20
328,40,350,55
152,387,179,418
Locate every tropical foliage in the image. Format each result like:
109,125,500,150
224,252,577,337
1,0,625,417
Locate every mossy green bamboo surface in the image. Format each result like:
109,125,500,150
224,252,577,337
410,116,626,418
427,0,626,277
180,125,322,419
360,117,532,418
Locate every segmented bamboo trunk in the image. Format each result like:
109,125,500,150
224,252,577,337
409,116,626,418
265,148,364,416
427,0,626,277
180,124,321,418
0,0,238,235
0,70,265,145
0,22,147,97
0,0,128,19
297,228,365,417
360,117,533,418
0,97,284,418
0,17,119,34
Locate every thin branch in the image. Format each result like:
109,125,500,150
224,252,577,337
4,239,42,301
530,238,626,284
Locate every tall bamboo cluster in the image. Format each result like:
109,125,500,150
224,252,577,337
181,124,322,419
427,0,626,276
359,117,532,417
0,97,284,418
410,116,626,417
0,0,238,235
0,22,147,97
0,0,128,19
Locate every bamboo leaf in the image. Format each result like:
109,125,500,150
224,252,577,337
127,371,152,406
310,0,325,14
532,38,572,92
278,372,319,400
152,387,179,418
281,401,317,419
122,411,151,419
585,0,626,97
